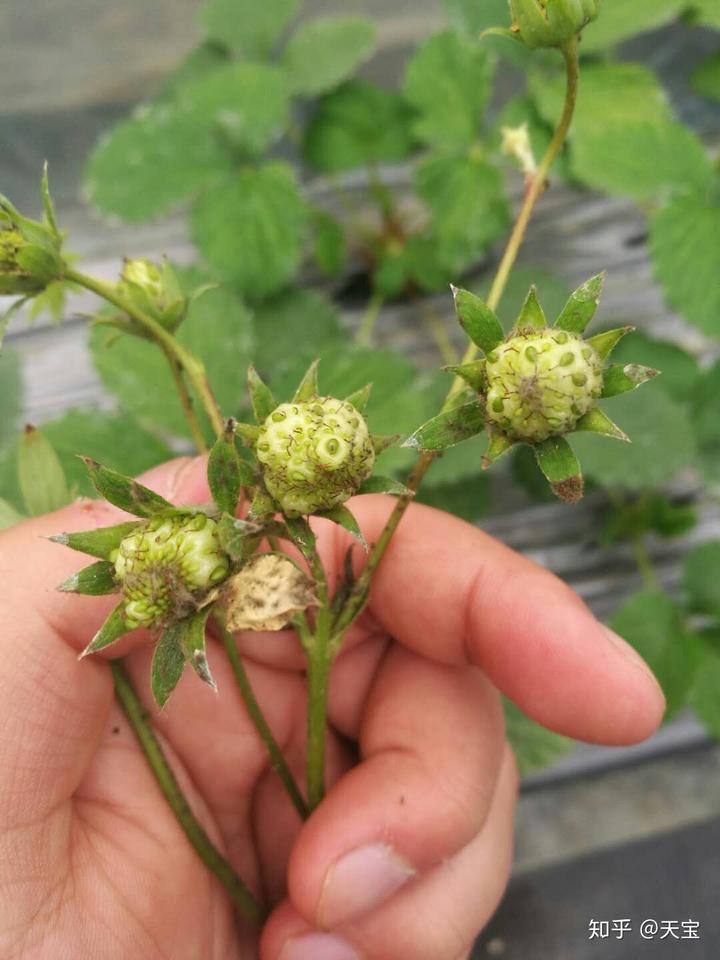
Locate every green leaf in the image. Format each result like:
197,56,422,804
451,288,504,355
282,16,377,96
58,560,118,596
191,163,307,301
208,422,245,516
581,0,683,52
293,359,320,402
601,364,659,399
303,80,416,174
571,389,696,490
692,361,720,488
682,541,720,620
610,590,699,718
404,400,485,452
416,154,509,265
50,521,142,560
650,190,720,338
534,436,583,503
0,497,24,530
416,470,493,523
253,289,343,381
84,101,232,222
532,64,712,201
0,348,22,449
585,326,632,361
180,608,216,690
91,279,253,440
610,332,697,405
173,62,289,157
691,646,720,739
200,0,299,57
247,365,277,422
554,273,604,334
151,625,187,708
17,426,70,516
504,700,573,776
443,0,511,34
317,504,366,549
81,602,128,657
692,0,720,28
158,42,232,98
311,211,347,277
357,475,413,497
692,53,720,102
480,267,570,334
573,407,628,442
515,286,546,330
601,493,697,546
403,30,493,150
83,459,172,518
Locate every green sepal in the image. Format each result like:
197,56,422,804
534,437,584,503
284,516,317,561
234,421,261,447
50,521,143,560
573,407,629,442
41,162,60,238
317,504,367,549
372,434,399,455
208,419,250,517
404,400,485,452
602,363,659,398
585,325,633,361
357,475,414,497
515,285,546,330
445,360,486,393
554,273,605,334
18,425,70,516
1,296,30,350
151,624,187,708
482,431,517,469
58,560,118,596
82,458,173,518
216,514,264,563
247,365,277,423
293,359,320,402
180,608,216,691
249,487,276,520
451,286,504,356
80,602,129,657
345,383,372,412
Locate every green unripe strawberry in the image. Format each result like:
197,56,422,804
509,0,599,49
255,397,375,517
485,329,603,442
112,513,229,628
121,257,164,298
0,227,52,295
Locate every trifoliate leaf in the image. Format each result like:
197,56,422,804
571,389,696,490
303,80,416,173
692,52,720,102
532,64,712,201
199,0,300,57
17,425,70,516
691,646,720,739
682,541,720,620
191,163,307,301
223,553,317,632
415,153,509,264
84,102,232,222
151,625,187,708
0,348,21,449
610,331,699,404
91,278,253,440
504,700,573,776
650,189,720,338
173,62,290,157
403,30,494,150
282,17,377,96
581,0,683,52
610,590,700,718
58,560,118,596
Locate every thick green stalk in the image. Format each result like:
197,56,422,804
216,617,310,820
111,662,266,925
306,642,332,810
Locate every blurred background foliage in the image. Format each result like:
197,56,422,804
1,0,719,773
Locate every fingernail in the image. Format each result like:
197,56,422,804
280,932,359,960
603,627,661,687
319,843,416,927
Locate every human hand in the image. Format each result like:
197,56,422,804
0,455,664,960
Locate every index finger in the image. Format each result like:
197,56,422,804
347,496,665,746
